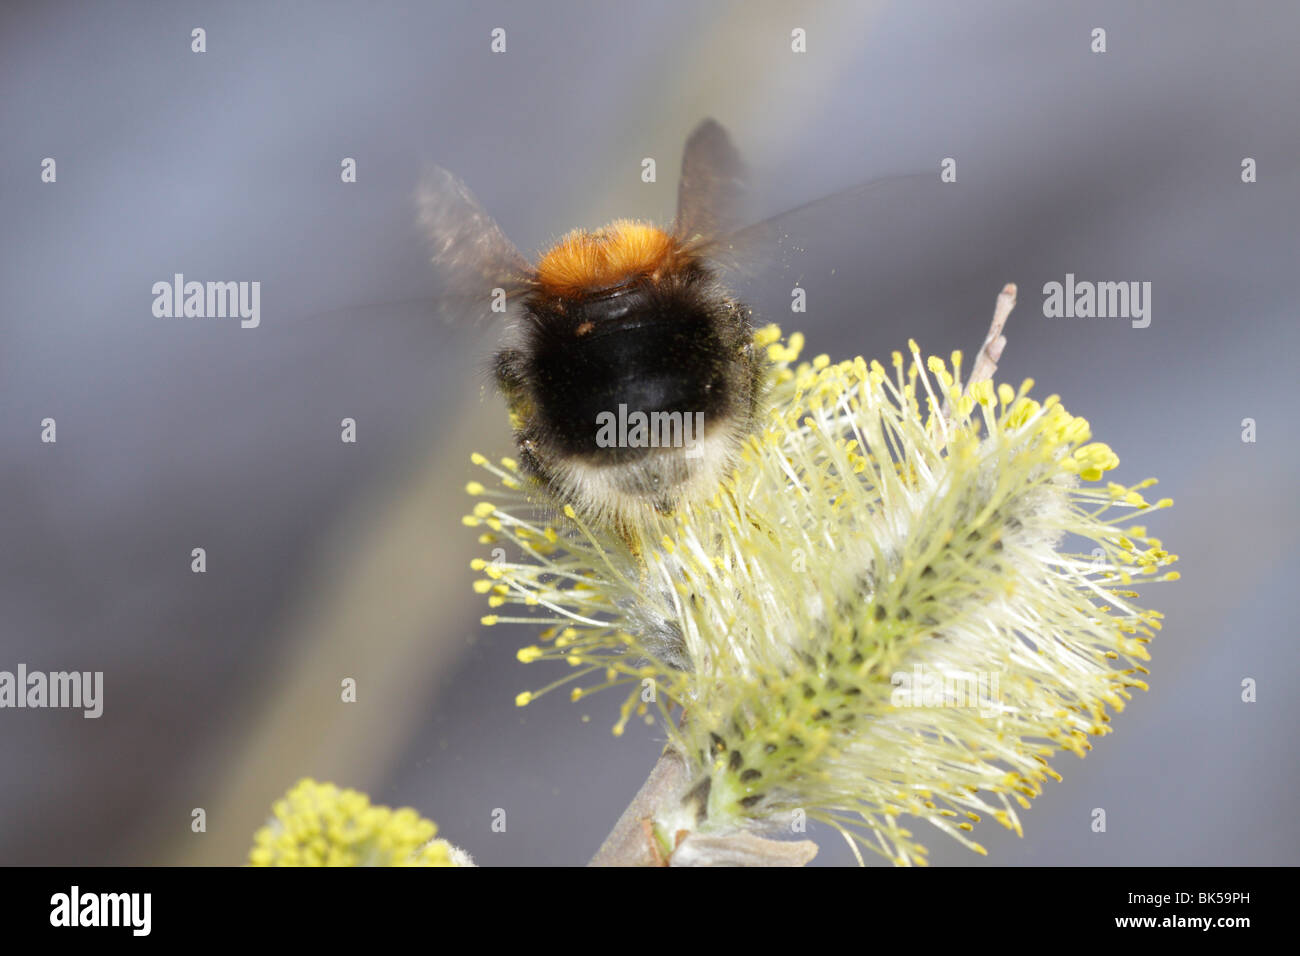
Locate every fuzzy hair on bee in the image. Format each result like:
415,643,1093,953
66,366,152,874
419,120,764,538
496,227,763,531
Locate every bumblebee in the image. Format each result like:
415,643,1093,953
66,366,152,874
420,120,764,534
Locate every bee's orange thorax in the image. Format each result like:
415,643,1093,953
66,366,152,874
534,220,687,297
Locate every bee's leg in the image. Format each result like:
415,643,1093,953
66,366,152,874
494,347,548,480
493,347,527,395
610,516,652,592
616,520,644,563
515,439,547,484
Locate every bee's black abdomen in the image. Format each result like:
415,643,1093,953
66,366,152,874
518,275,754,463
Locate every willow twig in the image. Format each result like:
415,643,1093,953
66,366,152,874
588,746,818,866
968,282,1017,390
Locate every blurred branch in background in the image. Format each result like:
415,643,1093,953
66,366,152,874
159,399,507,865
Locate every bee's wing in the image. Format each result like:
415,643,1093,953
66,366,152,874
416,165,537,319
674,120,933,278
693,171,936,280
674,119,750,247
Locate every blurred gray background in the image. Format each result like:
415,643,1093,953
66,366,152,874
1,0,1296,866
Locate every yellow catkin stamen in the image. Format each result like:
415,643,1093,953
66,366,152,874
249,779,463,867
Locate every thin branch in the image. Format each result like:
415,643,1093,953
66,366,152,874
588,746,818,867
940,283,1017,433
588,747,689,867
967,282,1017,391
